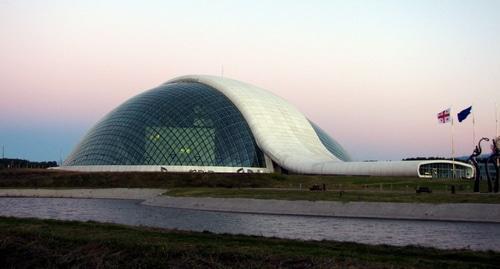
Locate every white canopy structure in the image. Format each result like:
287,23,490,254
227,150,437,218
60,75,474,178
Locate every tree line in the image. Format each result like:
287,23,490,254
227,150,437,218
0,158,58,169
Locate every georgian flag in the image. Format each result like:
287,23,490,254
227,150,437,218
437,108,451,124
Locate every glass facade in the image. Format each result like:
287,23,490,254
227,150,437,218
64,82,266,168
419,162,473,179
309,121,352,161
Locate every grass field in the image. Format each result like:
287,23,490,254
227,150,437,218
1,169,499,203
0,168,488,190
0,216,499,269
166,187,500,203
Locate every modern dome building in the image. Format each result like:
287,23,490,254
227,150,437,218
61,75,474,178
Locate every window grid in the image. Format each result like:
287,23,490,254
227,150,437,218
309,120,352,162
64,82,265,167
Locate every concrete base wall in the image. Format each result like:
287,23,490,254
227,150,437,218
54,165,272,174
143,196,500,223
0,188,165,200
1,189,499,223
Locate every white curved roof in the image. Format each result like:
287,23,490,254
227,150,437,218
166,75,474,178
58,74,474,178
167,75,341,170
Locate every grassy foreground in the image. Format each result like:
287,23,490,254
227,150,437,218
0,217,499,269
0,168,489,190
1,169,499,203
167,188,500,204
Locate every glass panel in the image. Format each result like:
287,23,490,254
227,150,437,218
309,120,352,161
419,162,472,179
64,82,265,167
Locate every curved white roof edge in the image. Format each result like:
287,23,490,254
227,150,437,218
165,75,475,178
305,160,474,178
166,75,341,168
307,160,421,176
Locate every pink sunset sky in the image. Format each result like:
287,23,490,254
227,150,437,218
1,0,499,161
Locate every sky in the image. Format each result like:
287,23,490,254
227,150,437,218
0,0,499,162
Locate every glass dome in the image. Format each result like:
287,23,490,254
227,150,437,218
64,82,266,168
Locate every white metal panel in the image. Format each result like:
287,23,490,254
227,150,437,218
166,75,475,178
61,75,475,178
166,75,341,171
57,165,272,173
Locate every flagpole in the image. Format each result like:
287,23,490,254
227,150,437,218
451,106,455,178
496,102,499,168
496,102,498,139
472,103,476,149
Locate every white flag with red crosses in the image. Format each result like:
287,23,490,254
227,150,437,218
437,108,451,124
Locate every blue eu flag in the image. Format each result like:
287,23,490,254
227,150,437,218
457,106,472,122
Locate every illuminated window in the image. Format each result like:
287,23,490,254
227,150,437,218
64,82,266,167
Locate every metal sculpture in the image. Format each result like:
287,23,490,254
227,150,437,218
485,137,500,193
469,137,489,192
485,148,493,193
